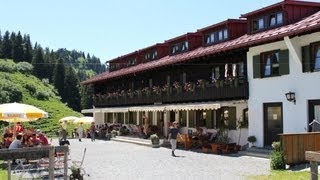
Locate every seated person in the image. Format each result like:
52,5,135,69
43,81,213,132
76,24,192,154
37,131,49,145
14,122,24,134
22,134,33,147
9,134,22,149
30,133,40,145
192,126,203,140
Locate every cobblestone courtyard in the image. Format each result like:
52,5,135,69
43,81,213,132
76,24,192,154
61,138,270,180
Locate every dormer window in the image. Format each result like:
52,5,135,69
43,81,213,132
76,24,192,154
252,11,284,32
171,41,189,55
144,50,158,61
204,28,228,46
253,18,264,31
127,58,136,67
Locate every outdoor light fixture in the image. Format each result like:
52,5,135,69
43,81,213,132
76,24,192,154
285,91,296,104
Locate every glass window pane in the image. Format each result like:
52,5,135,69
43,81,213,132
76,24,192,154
210,33,215,43
264,57,271,76
223,29,228,39
258,18,264,29
206,35,211,44
277,12,283,24
269,14,276,26
218,31,223,40
315,46,320,71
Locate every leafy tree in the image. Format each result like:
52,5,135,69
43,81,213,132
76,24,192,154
53,58,66,101
64,67,81,111
23,34,33,63
12,31,24,62
80,84,94,109
1,31,12,59
32,46,46,79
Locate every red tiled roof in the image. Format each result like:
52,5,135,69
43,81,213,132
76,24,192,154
82,11,320,85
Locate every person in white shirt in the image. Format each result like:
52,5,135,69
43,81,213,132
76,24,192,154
77,123,84,142
9,134,22,149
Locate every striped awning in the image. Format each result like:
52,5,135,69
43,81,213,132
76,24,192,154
82,102,220,113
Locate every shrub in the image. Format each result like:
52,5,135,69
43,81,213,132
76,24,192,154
270,141,286,170
0,77,22,103
150,134,160,145
16,62,33,74
247,135,256,143
0,59,16,72
35,91,50,100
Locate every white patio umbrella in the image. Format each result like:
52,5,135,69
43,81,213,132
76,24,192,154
59,116,79,123
0,102,48,122
73,116,94,124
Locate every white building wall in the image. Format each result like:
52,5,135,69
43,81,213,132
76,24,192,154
94,112,104,125
247,32,320,147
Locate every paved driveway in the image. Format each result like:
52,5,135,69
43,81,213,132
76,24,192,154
59,138,270,180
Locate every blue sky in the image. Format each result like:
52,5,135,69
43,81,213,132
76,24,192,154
1,0,287,63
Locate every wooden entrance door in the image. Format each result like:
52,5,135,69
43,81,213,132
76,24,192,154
263,103,283,146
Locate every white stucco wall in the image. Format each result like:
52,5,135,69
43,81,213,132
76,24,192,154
247,32,320,147
94,112,104,125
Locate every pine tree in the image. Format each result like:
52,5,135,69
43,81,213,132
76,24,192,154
12,31,24,62
80,84,94,109
64,66,81,111
0,31,2,58
1,31,12,59
32,46,46,79
23,34,33,63
53,58,66,101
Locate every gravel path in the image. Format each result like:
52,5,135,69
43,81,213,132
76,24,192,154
53,138,270,180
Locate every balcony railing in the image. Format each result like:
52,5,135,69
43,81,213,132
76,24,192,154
93,82,249,107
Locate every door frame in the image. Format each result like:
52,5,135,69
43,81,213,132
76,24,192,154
263,102,283,147
308,100,320,132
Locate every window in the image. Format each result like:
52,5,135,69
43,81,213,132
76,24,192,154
253,18,264,31
204,28,228,45
262,51,279,77
171,41,189,55
252,49,289,79
149,79,153,88
314,43,320,71
269,12,283,27
252,12,283,32
127,58,136,66
144,50,158,61
166,75,170,85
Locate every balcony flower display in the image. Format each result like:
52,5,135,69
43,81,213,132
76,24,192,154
162,84,171,95
183,82,195,92
152,86,162,95
127,89,134,98
135,89,142,97
119,90,126,98
142,87,151,96
173,81,182,93
196,79,207,89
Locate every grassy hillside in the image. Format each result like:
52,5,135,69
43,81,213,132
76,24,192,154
0,59,82,136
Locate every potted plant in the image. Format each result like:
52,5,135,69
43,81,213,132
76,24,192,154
69,165,83,179
211,127,230,154
247,135,256,147
111,130,117,138
150,133,160,148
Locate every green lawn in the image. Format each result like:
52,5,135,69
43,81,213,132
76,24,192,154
247,170,310,180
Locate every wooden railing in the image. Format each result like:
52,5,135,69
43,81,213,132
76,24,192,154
0,146,69,180
280,132,320,165
94,83,249,107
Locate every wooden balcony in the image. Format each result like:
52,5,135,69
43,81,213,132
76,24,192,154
94,83,249,107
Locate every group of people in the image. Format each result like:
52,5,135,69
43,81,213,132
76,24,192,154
1,122,49,149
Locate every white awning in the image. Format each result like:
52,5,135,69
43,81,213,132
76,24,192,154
165,102,220,111
81,102,221,114
129,105,167,112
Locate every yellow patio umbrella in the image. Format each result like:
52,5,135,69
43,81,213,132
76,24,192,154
59,116,79,123
73,116,94,124
0,102,48,122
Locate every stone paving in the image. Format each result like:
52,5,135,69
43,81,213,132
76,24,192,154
58,138,270,180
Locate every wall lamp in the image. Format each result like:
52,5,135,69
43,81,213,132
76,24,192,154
285,91,296,104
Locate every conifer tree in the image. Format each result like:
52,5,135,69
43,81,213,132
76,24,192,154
53,58,66,101
32,46,46,79
12,31,24,62
64,67,81,111
80,84,94,109
23,34,33,63
1,31,12,59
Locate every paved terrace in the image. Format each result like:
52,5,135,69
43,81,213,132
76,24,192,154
56,138,270,180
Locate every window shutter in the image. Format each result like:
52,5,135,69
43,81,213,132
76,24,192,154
252,55,261,78
302,45,311,72
228,107,237,130
279,49,289,75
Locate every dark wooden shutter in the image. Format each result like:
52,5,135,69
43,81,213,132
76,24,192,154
252,55,261,78
279,49,289,75
228,107,237,130
302,45,311,72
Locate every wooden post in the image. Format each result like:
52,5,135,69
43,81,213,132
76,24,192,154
48,146,55,180
64,146,68,180
7,160,11,180
305,151,320,180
